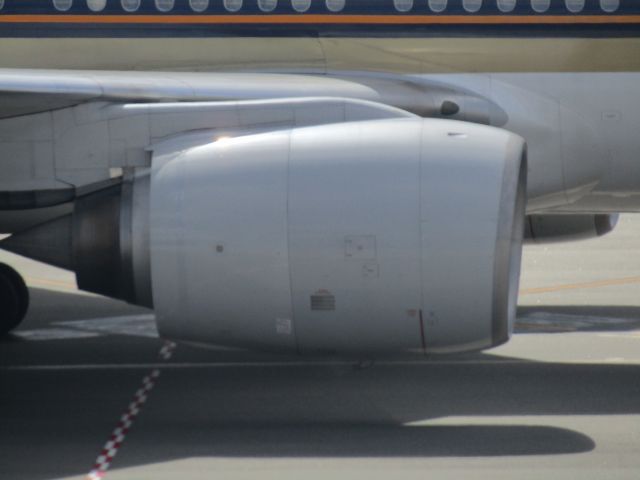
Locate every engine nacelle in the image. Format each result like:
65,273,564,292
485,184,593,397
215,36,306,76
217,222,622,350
524,214,618,244
149,118,526,354
0,174,153,308
1,118,526,355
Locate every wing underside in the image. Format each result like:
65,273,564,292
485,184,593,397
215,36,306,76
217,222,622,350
0,68,504,232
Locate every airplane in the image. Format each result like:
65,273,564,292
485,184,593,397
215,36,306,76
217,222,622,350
0,0,638,356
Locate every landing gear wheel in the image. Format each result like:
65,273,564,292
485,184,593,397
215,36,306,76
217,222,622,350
0,263,29,336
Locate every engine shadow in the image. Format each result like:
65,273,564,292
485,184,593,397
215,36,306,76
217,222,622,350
126,424,595,458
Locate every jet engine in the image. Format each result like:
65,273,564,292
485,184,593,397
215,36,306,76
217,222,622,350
2,118,526,355
525,214,619,244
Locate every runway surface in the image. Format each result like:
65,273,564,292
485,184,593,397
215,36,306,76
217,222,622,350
2,216,640,480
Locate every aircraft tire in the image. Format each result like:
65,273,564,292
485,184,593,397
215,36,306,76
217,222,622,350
0,263,29,336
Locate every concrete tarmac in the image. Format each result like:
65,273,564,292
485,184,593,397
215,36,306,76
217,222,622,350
2,216,640,480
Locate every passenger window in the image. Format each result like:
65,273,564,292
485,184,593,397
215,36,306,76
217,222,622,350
497,0,516,13
121,0,141,12
291,0,311,12
463,0,482,13
393,0,413,12
531,0,550,13
223,0,242,12
87,0,106,11
428,0,447,12
258,0,277,12
155,0,175,12
565,0,584,12
600,0,619,12
53,0,73,11
190,0,209,11
326,0,345,12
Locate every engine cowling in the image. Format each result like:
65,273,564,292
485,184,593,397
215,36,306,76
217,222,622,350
1,118,526,355
149,118,526,354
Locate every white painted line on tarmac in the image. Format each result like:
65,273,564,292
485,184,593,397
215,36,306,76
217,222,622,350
14,315,158,341
4,358,640,372
2,361,505,371
13,328,102,341
598,331,640,339
56,315,158,338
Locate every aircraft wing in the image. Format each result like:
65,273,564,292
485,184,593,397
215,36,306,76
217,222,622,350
0,69,457,119
0,68,510,120
0,68,507,231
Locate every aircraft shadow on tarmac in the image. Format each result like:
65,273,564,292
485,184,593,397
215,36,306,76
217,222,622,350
7,288,640,479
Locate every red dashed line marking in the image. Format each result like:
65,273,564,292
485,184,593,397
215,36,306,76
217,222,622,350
86,341,176,480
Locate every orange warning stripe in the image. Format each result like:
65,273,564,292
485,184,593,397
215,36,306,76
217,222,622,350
0,14,639,25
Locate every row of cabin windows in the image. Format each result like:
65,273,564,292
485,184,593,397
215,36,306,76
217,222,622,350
0,0,622,14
